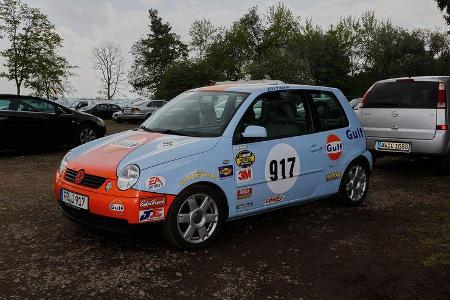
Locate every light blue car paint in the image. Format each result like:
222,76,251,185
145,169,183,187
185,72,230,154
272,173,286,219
66,84,372,220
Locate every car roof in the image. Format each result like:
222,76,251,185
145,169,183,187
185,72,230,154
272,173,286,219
376,76,450,84
192,83,339,94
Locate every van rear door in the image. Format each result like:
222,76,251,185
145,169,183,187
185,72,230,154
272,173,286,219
360,79,438,140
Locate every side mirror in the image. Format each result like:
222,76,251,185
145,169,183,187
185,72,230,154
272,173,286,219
241,125,267,139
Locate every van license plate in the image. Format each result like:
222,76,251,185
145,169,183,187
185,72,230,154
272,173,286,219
375,141,411,153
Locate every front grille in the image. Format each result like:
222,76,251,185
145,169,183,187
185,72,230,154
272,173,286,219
64,168,107,189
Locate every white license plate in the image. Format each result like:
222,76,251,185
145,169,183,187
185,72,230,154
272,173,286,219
375,141,411,153
61,189,88,210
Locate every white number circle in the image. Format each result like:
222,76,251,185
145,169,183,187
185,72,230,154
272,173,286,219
265,143,300,194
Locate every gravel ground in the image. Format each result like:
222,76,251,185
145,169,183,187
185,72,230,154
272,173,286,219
0,121,449,299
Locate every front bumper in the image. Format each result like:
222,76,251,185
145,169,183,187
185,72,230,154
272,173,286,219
54,170,176,226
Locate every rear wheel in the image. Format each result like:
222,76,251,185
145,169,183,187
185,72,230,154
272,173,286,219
338,160,369,206
163,184,225,250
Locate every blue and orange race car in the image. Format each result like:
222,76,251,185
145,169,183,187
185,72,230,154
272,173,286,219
54,83,372,249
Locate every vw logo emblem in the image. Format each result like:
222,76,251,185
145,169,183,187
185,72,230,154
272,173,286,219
75,169,85,184
392,111,399,118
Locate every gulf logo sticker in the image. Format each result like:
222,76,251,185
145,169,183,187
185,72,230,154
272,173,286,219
326,134,343,161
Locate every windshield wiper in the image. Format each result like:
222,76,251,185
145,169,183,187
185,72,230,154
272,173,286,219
138,127,190,136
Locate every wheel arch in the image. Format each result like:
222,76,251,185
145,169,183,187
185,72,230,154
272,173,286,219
350,155,371,174
180,181,230,219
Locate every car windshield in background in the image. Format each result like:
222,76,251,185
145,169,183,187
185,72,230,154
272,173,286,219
140,91,248,137
131,100,147,106
366,81,438,109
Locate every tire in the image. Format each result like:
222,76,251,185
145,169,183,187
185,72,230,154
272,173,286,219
75,124,97,145
337,159,369,206
162,184,226,250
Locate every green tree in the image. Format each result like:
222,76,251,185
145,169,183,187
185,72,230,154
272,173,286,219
155,60,224,100
436,0,450,25
0,0,73,97
189,18,221,60
205,6,263,79
129,9,188,97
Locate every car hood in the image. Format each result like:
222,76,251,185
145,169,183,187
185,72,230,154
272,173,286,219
67,130,220,179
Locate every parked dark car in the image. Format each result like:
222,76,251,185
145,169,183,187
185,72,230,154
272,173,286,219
70,100,89,110
0,95,106,151
80,102,122,119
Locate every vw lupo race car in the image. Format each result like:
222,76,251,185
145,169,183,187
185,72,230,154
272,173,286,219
54,83,372,249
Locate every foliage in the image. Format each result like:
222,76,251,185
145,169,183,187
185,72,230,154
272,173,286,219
129,9,188,97
436,0,450,25
0,0,74,98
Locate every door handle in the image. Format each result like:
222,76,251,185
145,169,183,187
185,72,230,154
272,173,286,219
310,144,322,152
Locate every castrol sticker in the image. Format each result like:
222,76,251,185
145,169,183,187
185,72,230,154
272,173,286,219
326,134,343,161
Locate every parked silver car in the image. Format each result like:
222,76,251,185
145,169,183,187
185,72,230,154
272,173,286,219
113,100,166,122
358,76,450,159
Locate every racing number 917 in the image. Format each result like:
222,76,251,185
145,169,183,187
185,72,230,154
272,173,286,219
269,157,296,181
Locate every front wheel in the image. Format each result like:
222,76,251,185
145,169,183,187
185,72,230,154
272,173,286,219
163,185,225,250
338,160,369,206
75,125,97,145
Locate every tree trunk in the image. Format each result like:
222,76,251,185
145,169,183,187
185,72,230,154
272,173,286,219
16,83,21,95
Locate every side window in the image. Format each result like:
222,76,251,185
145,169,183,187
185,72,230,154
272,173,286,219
18,98,55,113
0,99,12,110
97,104,106,111
238,91,312,141
309,91,348,131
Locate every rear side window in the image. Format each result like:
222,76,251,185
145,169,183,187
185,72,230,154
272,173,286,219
309,91,348,132
0,99,12,110
366,81,439,109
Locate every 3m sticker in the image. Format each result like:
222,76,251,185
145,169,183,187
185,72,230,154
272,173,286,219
326,134,343,160
235,150,256,168
265,144,300,194
237,168,253,184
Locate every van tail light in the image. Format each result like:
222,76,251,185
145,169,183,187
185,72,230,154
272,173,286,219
360,90,370,108
436,125,448,131
437,81,447,108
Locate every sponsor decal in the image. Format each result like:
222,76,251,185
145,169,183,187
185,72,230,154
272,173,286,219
326,171,342,182
267,85,289,91
264,194,285,206
146,176,166,191
326,134,343,161
218,165,233,179
235,150,256,168
111,139,142,148
236,202,253,210
139,207,164,223
265,144,300,194
156,140,182,150
236,144,248,151
236,187,253,200
75,169,85,184
109,200,124,215
222,160,230,165
237,168,253,184
346,128,365,140
179,170,218,186
139,197,166,209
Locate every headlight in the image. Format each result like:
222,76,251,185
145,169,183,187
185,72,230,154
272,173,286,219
117,165,140,191
59,151,71,173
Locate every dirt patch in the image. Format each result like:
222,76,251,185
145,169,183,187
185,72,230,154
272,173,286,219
0,123,449,299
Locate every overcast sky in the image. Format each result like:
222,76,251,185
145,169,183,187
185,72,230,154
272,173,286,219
1,0,447,99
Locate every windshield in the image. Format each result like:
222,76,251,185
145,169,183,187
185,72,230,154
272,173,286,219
140,91,248,137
